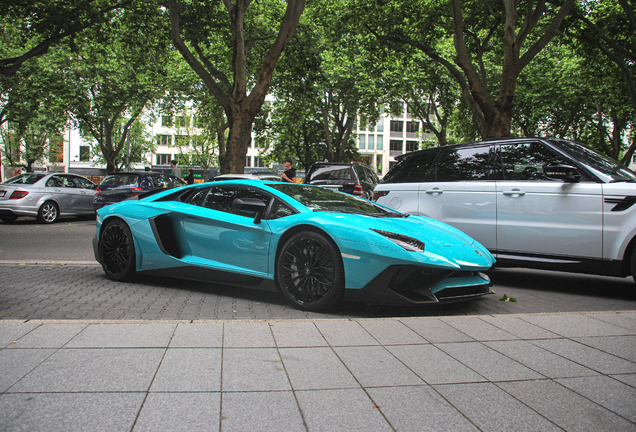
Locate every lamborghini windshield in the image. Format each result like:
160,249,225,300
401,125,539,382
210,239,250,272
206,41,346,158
269,183,405,217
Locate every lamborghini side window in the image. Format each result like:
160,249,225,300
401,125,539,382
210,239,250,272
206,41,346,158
268,199,295,220
203,186,272,218
187,188,210,207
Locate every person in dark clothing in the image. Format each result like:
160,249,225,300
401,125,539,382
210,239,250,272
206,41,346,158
185,169,195,185
281,157,296,183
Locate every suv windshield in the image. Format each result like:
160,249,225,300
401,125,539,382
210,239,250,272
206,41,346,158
269,183,404,217
2,173,46,185
308,166,354,181
549,139,636,182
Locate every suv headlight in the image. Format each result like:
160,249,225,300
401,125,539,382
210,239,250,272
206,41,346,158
371,229,425,252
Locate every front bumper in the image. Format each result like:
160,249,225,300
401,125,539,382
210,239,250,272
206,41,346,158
344,265,492,306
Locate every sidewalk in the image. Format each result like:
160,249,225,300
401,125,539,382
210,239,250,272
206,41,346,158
1,311,636,431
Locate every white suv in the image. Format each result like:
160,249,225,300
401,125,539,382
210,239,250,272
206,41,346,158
374,137,636,280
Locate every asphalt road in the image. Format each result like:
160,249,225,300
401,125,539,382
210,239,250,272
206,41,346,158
1,217,635,320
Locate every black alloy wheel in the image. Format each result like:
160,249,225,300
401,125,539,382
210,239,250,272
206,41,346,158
276,231,344,311
99,219,136,281
37,201,59,223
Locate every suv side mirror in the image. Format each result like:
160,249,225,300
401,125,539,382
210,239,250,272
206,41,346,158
544,163,581,183
233,198,266,224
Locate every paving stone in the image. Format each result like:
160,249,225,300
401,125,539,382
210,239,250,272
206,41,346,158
169,323,223,347
400,318,474,343
520,314,631,338
0,322,41,347
355,319,428,345
484,340,599,378
223,322,275,347
498,379,636,432
436,342,544,382
573,335,636,362
314,320,379,346
531,339,636,374
386,344,485,385
478,315,560,339
611,373,636,388
64,323,176,347
7,348,165,392
367,385,478,432
334,346,424,387
134,392,220,432
279,347,358,390
221,391,304,432
296,388,393,432
436,382,561,432
586,313,636,332
221,348,290,391
0,348,56,392
0,392,144,432
151,348,222,392
442,317,517,341
556,375,636,423
268,321,328,347
6,323,88,348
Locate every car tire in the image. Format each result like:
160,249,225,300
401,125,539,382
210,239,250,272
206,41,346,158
631,247,636,283
0,215,18,223
99,219,137,281
37,201,59,223
276,231,345,312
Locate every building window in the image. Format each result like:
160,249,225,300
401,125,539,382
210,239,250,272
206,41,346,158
390,140,403,152
359,135,366,150
157,134,171,146
390,121,403,132
406,121,420,133
156,154,171,165
174,135,189,146
79,146,90,161
245,156,252,167
376,120,384,132
175,115,190,128
49,138,64,163
406,141,418,152
161,115,173,127
368,135,374,150
377,135,383,150
255,157,266,167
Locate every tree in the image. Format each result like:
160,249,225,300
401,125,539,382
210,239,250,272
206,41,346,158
167,0,306,174
0,0,131,75
567,0,636,164
353,0,575,139
61,5,172,173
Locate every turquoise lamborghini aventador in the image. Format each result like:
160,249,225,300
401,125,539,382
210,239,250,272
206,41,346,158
94,180,495,311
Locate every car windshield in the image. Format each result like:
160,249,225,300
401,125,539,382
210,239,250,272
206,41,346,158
269,183,405,217
309,166,354,181
100,174,140,188
2,173,46,184
549,139,636,182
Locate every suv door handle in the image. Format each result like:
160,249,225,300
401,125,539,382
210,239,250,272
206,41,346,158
503,189,526,196
425,188,443,195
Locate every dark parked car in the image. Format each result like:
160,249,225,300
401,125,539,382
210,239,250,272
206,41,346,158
0,173,96,223
93,172,186,211
304,162,379,199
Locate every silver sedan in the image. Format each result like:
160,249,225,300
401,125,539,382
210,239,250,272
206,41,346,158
0,173,97,223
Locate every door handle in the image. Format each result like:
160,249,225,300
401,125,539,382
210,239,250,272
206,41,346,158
425,188,443,195
503,189,526,196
